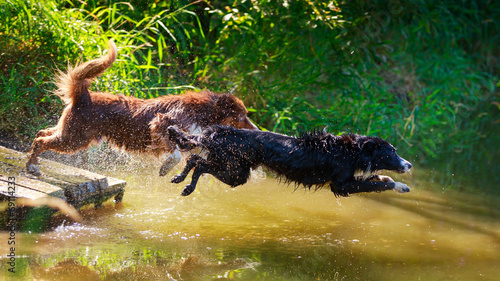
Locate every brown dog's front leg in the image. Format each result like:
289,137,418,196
159,150,182,176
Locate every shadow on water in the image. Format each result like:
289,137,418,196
1,149,499,280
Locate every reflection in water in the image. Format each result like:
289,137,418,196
1,164,499,280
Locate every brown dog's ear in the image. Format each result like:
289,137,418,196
214,94,240,121
215,94,237,111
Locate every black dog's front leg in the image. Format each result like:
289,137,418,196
331,180,410,197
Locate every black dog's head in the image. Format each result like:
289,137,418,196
359,137,412,174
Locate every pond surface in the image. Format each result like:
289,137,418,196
1,161,499,280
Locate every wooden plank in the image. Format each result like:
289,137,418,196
0,175,63,200
0,145,126,231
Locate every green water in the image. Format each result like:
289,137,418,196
1,164,499,280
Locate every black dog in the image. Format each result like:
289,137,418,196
167,125,412,197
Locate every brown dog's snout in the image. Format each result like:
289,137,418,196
243,117,259,130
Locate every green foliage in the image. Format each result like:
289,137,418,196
0,0,498,186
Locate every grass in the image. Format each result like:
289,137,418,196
0,0,498,190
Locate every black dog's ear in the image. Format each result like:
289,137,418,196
360,138,379,154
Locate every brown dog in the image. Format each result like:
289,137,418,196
26,41,257,176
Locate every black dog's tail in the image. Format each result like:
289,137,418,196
167,126,201,151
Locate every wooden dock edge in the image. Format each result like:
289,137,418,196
0,146,126,231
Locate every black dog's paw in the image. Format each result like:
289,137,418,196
394,182,411,193
171,174,185,184
181,185,196,196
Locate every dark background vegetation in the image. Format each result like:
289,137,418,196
0,0,498,191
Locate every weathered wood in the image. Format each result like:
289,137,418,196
0,146,126,231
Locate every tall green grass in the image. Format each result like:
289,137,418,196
0,0,498,189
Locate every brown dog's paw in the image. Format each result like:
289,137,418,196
27,163,41,176
159,163,171,177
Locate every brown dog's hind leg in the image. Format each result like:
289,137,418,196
35,127,58,138
26,127,58,170
26,130,93,175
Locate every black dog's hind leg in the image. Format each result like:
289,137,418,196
172,156,252,196
181,162,251,196
170,154,214,196
171,154,203,184
331,180,410,197
167,126,200,150
180,164,207,196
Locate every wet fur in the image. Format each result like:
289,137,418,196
167,125,412,196
26,41,257,175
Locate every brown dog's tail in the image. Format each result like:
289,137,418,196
55,40,117,105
